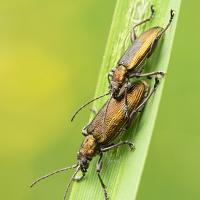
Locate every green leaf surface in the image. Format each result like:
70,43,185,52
69,0,181,199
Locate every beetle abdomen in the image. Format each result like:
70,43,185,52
118,27,164,70
87,81,149,144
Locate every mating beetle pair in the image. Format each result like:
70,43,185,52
31,6,175,200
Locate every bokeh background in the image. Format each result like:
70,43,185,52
0,0,199,200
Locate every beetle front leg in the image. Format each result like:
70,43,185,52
96,153,109,200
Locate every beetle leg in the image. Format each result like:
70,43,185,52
96,153,109,200
124,110,138,130
131,5,155,43
130,28,137,43
132,77,160,114
125,78,157,129
161,9,175,35
129,71,165,78
116,80,132,98
147,9,175,57
101,141,135,152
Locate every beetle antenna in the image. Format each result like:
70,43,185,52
63,166,80,200
30,164,78,188
71,92,110,122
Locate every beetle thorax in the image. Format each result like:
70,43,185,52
111,65,127,97
77,135,98,172
79,135,98,157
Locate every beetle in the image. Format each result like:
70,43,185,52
30,77,161,200
71,7,174,122
108,8,174,117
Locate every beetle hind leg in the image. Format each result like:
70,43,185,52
131,76,161,115
158,9,175,38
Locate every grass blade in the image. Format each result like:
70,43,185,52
69,0,182,199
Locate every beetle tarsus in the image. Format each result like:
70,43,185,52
127,141,135,151
170,9,175,22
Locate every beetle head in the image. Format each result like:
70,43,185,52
77,152,91,173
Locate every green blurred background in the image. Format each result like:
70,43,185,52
0,0,199,200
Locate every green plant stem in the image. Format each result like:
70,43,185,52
69,0,181,199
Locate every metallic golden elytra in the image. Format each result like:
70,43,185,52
30,79,161,200
71,6,174,122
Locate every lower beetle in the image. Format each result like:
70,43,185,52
31,77,161,200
